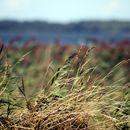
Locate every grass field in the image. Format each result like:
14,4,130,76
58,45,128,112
0,42,130,130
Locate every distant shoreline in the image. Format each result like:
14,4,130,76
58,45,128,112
0,20,130,44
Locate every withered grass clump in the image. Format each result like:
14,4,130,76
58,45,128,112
0,45,130,130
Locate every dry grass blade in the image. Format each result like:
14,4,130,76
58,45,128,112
18,77,26,98
0,44,4,55
0,44,4,60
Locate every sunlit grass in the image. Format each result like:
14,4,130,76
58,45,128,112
0,44,130,130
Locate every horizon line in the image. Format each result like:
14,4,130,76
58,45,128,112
1,18,130,24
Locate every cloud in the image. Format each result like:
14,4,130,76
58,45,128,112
102,0,121,14
1,0,31,11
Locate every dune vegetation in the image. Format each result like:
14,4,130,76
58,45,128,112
0,42,130,130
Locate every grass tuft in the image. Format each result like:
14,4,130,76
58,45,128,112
0,46,130,130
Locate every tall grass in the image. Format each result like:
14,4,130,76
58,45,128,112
0,44,130,130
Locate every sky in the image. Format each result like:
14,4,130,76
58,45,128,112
0,0,130,23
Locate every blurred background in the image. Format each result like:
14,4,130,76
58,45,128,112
0,0,130,44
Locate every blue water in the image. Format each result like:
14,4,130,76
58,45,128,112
0,31,130,44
